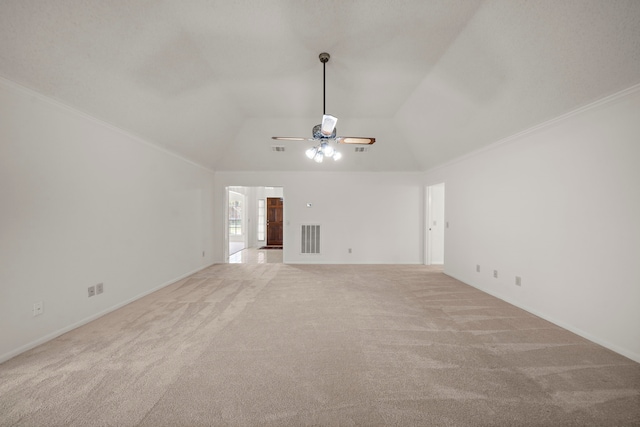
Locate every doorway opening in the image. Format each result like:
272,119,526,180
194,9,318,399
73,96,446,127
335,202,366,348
225,186,284,264
426,183,445,265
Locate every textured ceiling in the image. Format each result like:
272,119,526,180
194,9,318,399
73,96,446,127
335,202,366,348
1,0,639,171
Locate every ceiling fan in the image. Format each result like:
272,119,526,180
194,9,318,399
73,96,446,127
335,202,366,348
272,52,376,162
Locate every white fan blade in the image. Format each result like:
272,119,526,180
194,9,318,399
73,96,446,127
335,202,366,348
336,137,376,145
272,136,312,141
321,114,338,136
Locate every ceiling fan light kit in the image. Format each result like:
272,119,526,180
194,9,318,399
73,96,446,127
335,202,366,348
305,142,342,163
272,52,376,162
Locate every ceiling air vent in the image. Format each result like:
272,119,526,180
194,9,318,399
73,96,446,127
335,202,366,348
354,147,369,153
271,146,286,152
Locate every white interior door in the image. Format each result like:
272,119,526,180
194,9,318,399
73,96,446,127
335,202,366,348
426,183,445,265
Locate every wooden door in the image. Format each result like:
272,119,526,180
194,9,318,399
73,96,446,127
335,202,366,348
266,197,283,246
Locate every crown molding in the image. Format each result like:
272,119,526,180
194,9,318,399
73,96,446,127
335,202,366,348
425,82,640,174
0,75,215,173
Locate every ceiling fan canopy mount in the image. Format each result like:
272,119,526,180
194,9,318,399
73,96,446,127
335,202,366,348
319,52,330,64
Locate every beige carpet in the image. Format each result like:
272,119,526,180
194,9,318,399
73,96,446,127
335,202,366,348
1,264,639,426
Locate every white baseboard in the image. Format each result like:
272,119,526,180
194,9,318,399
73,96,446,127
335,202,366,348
0,264,214,364
445,272,640,364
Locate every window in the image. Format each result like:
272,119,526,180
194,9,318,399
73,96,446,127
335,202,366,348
257,199,265,241
229,198,242,236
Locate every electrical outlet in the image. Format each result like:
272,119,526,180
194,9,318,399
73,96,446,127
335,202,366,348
476,264,481,273
96,283,104,294
493,270,498,278
348,248,352,253
32,301,43,317
88,286,95,297
515,276,522,286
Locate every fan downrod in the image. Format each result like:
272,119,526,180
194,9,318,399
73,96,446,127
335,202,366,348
319,53,331,114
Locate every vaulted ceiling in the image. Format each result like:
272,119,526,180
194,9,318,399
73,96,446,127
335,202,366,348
1,1,639,172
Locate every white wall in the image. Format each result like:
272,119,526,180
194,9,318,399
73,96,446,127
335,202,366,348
214,172,424,264
425,86,640,362
0,79,215,362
